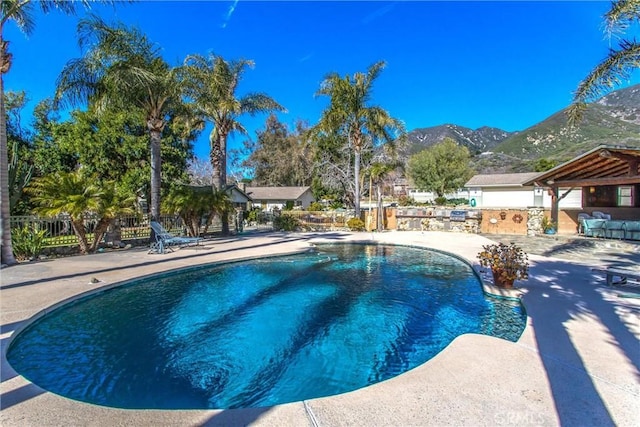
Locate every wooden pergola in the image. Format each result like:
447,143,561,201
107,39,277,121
523,145,640,225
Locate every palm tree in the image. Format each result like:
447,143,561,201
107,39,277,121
28,171,135,254
368,161,397,231
163,185,231,238
179,53,284,234
1,1,118,266
314,61,406,217
567,0,640,124
55,15,181,223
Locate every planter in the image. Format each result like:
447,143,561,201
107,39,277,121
544,228,556,235
492,269,515,289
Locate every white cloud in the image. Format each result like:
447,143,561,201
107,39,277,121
221,0,240,29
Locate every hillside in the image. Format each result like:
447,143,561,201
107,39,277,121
492,84,640,162
406,124,515,155
404,84,640,174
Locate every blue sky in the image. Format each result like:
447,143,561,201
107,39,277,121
4,1,639,161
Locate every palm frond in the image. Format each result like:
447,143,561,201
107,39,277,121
569,40,640,124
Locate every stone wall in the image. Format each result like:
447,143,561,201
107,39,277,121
394,208,482,234
527,207,545,236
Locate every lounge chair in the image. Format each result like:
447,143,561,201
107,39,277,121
149,221,201,254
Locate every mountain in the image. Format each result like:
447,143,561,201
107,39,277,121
405,124,515,155
404,84,640,174
492,84,640,162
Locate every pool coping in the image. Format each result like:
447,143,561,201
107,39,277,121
1,231,638,426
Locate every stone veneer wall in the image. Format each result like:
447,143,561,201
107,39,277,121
527,207,545,236
394,208,481,234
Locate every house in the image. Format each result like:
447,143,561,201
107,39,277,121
465,145,640,234
464,172,582,209
523,145,640,233
225,185,252,211
244,186,314,210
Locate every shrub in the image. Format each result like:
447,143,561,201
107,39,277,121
273,214,300,231
398,195,416,206
308,201,324,211
347,217,366,231
434,196,447,206
12,225,48,261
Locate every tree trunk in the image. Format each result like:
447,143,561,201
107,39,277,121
210,132,224,190
0,37,17,266
89,217,112,253
354,149,361,218
211,131,230,235
71,219,90,255
376,181,383,231
148,118,165,222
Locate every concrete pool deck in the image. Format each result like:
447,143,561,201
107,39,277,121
1,231,638,426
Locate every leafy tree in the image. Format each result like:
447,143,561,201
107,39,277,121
1,0,121,266
55,15,184,221
311,132,353,207
532,157,557,172
243,114,313,186
568,0,640,123
4,91,33,214
31,99,78,176
178,53,284,233
407,138,474,197
313,61,405,217
28,170,135,254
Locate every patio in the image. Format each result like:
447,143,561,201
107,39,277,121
1,231,638,426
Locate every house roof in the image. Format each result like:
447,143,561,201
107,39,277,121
465,172,541,188
245,186,311,201
522,145,640,187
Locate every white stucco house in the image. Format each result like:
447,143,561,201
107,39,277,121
244,186,315,210
464,173,582,209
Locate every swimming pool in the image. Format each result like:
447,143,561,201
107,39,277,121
7,243,526,409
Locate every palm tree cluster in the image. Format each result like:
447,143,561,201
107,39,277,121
1,2,285,263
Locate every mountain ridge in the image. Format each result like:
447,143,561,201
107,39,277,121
405,84,640,174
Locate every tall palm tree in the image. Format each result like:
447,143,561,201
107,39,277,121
179,53,284,233
55,15,181,222
1,1,118,266
567,0,640,124
314,61,406,217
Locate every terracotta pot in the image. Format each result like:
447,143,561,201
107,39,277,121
492,269,514,288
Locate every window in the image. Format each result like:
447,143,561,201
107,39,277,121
585,185,636,207
618,186,633,207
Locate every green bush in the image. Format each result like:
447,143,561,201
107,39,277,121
398,195,416,206
434,196,448,206
246,208,261,223
347,217,366,231
273,214,300,231
308,201,324,211
12,225,48,261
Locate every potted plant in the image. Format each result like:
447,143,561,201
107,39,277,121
541,216,556,235
477,242,529,289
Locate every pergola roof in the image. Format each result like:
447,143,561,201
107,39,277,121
523,145,640,188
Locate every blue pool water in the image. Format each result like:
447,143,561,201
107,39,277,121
7,244,526,409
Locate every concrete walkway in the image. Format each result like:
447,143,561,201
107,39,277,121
1,231,638,426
